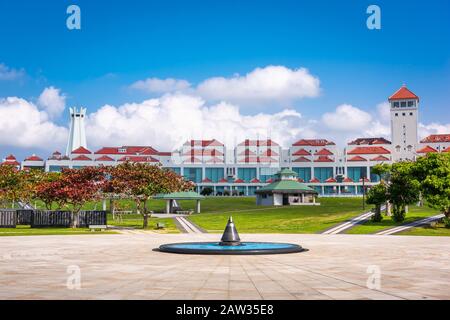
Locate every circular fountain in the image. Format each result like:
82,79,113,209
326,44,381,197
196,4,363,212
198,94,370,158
158,217,306,255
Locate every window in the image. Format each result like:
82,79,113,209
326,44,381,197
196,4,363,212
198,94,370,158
409,112,413,116
401,102,407,107
393,102,399,108
408,101,415,107
402,113,406,116
395,113,398,116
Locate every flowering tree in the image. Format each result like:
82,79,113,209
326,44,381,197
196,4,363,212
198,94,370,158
35,167,107,227
106,162,193,228
0,164,25,208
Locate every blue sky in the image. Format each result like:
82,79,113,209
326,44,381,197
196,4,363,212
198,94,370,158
0,0,449,158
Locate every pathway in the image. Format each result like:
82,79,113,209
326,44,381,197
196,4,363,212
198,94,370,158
321,210,375,235
175,216,204,234
375,214,445,235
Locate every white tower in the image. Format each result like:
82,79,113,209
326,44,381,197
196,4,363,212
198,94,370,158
389,85,419,161
66,107,87,156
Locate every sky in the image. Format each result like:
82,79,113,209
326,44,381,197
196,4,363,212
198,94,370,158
0,0,449,159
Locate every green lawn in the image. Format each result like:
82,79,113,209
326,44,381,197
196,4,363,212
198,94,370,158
107,214,179,233
0,225,117,236
397,222,450,236
345,205,440,234
188,197,371,233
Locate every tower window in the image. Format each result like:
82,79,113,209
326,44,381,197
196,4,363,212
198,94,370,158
408,101,415,107
402,113,406,116
394,102,399,108
409,112,413,116
395,113,398,116
401,102,407,107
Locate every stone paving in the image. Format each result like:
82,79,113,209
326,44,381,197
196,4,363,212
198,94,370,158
0,233,449,300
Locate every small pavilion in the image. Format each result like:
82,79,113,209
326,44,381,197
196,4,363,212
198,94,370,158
154,191,205,214
255,169,319,206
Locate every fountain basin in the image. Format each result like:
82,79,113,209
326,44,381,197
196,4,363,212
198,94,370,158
158,241,306,255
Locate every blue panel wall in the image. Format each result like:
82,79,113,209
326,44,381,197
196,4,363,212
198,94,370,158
205,168,224,183
237,168,257,182
184,167,202,183
292,167,312,181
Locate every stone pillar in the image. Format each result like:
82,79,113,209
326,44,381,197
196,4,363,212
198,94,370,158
196,200,201,214
301,193,305,203
165,200,170,214
102,199,107,211
321,185,325,196
246,185,249,196
313,196,316,204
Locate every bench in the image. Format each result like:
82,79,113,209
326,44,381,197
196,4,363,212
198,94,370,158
156,222,166,229
89,225,107,232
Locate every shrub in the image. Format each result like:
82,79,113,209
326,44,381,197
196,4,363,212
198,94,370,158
443,217,450,229
200,187,213,196
392,205,406,223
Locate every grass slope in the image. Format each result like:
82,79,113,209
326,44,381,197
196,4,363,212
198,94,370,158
346,205,440,234
188,197,371,233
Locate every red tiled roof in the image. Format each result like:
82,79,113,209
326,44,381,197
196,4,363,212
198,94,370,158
157,152,172,157
360,178,370,183
266,178,274,183
239,156,278,163
72,155,92,161
238,139,279,147
95,146,159,155
1,161,20,166
343,177,354,183
95,155,115,162
206,157,224,163
239,149,256,156
309,177,320,183
184,157,202,163
292,156,311,162
314,156,334,162
348,146,391,155
185,139,224,147
5,154,16,160
234,178,245,183
348,137,391,145
24,155,43,161
71,146,92,154
371,155,390,161
443,147,450,153
293,139,335,146
314,148,333,156
250,178,261,183
348,155,367,162
202,178,212,183
417,146,438,154
118,156,159,162
261,149,279,156
297,178,304,183
389,85,419,101
420,134,450,143
218,178,229,183
325,177,337,183
292,148,311,156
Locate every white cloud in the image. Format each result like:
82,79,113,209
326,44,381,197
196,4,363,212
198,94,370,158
0,63,25,81
37,86,66,118
419,122,450,139
376,102,391,123
321,104,372,132
0,97,67,149
130,78,191,93
196,66,320,104
85,93,314,151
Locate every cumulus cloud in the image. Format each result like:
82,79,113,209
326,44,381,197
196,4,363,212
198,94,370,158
37,86,66,118
322,104,373,132
85,93,315,151
130,66,321,105
419,122,450,139
0,63,25,81
130,78,191,93
0,97,67,149
196,66,320,104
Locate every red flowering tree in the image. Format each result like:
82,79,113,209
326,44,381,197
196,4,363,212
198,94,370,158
0,164,23,208
35,167,107,227
106,162,193,228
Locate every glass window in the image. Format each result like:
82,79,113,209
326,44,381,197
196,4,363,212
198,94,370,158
401,101,407,107
205,168,224,183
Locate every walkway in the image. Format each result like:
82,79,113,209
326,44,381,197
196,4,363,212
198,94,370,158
375,214,445,235
175,216,204,234
1,233,449,299
321,210,374,235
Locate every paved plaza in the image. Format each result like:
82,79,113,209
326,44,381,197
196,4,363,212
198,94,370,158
0,233,449,300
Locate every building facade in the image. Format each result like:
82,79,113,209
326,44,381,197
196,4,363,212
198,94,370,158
4,85,449,196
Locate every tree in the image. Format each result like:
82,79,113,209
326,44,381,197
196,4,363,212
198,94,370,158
35,167,107,227
388,161,420,222
366,182,387,222
412,153,450,219
0,164,24,208
371,163,391,182
200,187,213,196
106,163,193,228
